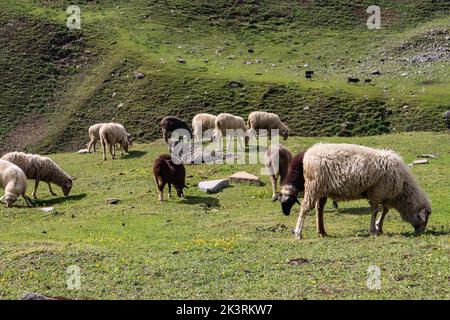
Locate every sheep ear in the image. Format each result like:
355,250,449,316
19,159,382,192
419,210,427,223
70,177,77,181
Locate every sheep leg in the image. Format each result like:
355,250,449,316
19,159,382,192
294,197,314,240
32,180,40,199
369,205,381,236
168,183,172,198
376,206,389,234
316,197,328,237
269,175,278,201
101,140,107,161
23,195,34,207
154,176,165,203
47,182,57,196
109,143,115,160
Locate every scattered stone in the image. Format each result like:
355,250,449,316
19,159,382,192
248,48,254,53
177,58,186,64
228,80,243,88
198,179,229,193
21,293,68,300
228,55,236,60
105,198,120,205
417,154,438,159
254,59,262,64
40,207,55,213
133,71,145,79
77,148,90,154
412,159,429,166
171,250,180,255
371,70,382,75
287,258,310,266
229,171,261,186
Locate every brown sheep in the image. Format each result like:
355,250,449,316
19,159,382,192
265,144,293,201
153,154,187,202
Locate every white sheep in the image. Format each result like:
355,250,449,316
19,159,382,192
99,122,132,160
247,111,289,140
0,159,33,207
214,113,249,149
192,113,216,142
265,144,293,201
87,123,106,153
280,143,432,239
1,152,75,199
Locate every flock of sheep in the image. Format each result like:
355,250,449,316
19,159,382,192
0,111,432,239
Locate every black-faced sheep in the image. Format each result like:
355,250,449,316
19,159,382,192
280,143,432,239
265,144,293,201
192,113,216,142
153,154,187,202
160,116,192,145
0,159,33,207
1,152,75,199
99,123,132,161
247,111,289,140
214,113,249,149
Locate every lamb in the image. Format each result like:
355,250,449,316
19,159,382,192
1,152,75,199
153,154,187,202
99,123,132,161
280,143,432,239
0,159,33,207
214,113,249,149
87,123,106,153
265,144,293,201
192,113,216,142
160,116,192,145
247,111,289,140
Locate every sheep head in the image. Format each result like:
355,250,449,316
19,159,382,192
61,177,74,196
410,207,432,234
279,193,301,216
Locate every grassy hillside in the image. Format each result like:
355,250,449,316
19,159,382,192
0,0,449,152
0,133,448,299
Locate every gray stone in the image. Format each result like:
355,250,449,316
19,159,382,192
77,148,90,154
417,154,438,159
198,179,229,193
106,198,120,204
412,159,429,166
40,207,55,213
229,171,261,185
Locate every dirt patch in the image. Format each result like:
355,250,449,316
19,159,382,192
2,116,48,153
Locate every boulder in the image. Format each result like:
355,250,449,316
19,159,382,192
229,171,261,185
198,179,229,193
412,159,429,166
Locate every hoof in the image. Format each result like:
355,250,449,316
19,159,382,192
318,232,328,238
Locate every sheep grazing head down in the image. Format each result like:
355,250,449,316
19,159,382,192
61,177,75,196
409,207,432,234
279,193,300,216
127,134,133,146
4,193,18,207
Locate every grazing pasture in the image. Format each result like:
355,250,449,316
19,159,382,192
0,132,448,299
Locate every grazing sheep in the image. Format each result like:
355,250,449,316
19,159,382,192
265,144,293,201
215,113,249,149
99,123,132,161
192,113,216,142
247,111,289,140
0,159,33,207
280,143,431,239
160,116,192,146
87,123,106,153
153,154,187,202
2,152,75,199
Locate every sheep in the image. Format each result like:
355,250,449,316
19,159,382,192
153,154,187,202
87,123,106,153
280,143,432,239
0,159,33,207
160,116,192,147
192,113,216,142
99,123,132,161
265,144,293,201
1,152,75,199
247,111,289,140
214,113,249,149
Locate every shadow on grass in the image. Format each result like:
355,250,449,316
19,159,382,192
336,206,371,215
180,196,220,208
400,228,450,237
122,150,147,159
32,193,87,207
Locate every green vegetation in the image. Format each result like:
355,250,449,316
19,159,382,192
0,133,449,299
0,0,449,152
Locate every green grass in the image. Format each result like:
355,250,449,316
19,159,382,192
0,132,449,299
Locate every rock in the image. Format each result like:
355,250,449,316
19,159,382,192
255,59,262,64
198,179,229,193
412,159,429,166
177,58,186,64
417,154,438,159
105,198,120,205
133,71,145,79
229,171,261,185
228,80,243,88
21,293,62,300
371,70,382,75
40,207,55,213
77,148,90,154
248,48,254,53
287,258,310,266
